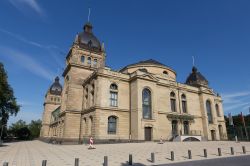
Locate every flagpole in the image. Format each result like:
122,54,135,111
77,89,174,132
229,113,238,142
241,112,249,141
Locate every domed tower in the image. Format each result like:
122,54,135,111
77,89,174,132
185,66,209,88
40,76,62,138
60,21,105,141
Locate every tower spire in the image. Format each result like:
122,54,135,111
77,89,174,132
88,8,91,22
192,56,195,67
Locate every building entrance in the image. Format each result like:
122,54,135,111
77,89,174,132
145,127,152,141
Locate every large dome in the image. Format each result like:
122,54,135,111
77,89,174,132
120,59,177,80
49,76,62,95
77,22,101,51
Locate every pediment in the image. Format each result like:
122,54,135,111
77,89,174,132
139,73,159,82
202,88,215,95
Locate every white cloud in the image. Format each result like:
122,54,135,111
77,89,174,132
0,47,55,81
9,0,45,17
0,28,65,68
222,92,250,99
222,91,250,114
0,28,56,49
224,102,250,111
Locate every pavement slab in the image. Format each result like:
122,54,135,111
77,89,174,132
0,140,250,166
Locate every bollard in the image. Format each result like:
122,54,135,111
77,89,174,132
42,160,47,166
218,148,222,156
104,156,108,166
242,146,246,154
129,154,133,165
204,149,207,158
3,162,8,166
231,147,234,155
151,153,155,163
171,151,174,161
74,158,79,166
188,150,192,159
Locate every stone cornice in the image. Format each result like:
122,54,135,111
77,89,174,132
82,105,129,114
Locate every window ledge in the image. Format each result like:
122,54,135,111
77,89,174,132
141,118,156,122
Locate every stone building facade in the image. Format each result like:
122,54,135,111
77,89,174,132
40,22,227,144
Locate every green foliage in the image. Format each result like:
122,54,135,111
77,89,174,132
28,120,42,139
8,119,42,140
16,127,31,140
225,114,250,141
0,62,20,138
225,114,250,128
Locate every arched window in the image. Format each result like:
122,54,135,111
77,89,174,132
93,59,97,67
142,88,152,119
215,104,220,117
89,116,93,135
85,87,88,108
110,83,118,107
83,118,87,135
218,125,223,139
181,94,187,113
170,92,176,112
81,56,85,63
172,120,178,136
108,116,117,134
87,57,91,65
183,121,189,135
91,84,95,105
206,100,213,124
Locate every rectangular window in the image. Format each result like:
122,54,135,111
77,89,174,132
110,91,118,107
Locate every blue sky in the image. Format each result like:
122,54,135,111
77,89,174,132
0,0,250,124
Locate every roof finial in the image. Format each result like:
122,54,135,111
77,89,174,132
192,56,195,67
88,8,91,22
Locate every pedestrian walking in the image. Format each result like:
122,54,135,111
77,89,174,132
88,137,95,149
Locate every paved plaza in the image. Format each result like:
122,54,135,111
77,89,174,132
0,140,250,166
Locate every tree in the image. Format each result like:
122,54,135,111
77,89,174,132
8,119,42,140
8,120,27,139
0,62,20,139
28,119,42,139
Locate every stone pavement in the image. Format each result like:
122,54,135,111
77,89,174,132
0,140,250,166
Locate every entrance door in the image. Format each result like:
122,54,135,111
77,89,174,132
211,130,216,141
145,127,152,141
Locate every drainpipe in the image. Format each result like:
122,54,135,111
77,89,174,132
129,81,132,141
177,86,182,135
78,84,84,144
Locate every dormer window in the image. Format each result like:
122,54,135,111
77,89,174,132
93,59,97,67
163,71,168,75
87,57,91,65
88,40,92,48
81,56,85,64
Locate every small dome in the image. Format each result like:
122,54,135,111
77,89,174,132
120,59,168,71
186,67,209,87
49,76,62,95
77,22,101,51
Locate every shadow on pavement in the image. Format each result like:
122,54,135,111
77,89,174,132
120,161,146,166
